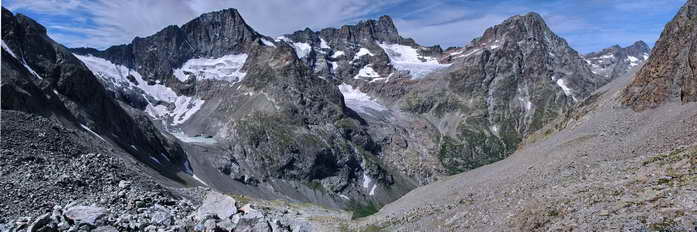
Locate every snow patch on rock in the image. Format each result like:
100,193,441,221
292,42,312,59
353,48,373,60
173,54,248,83
319,38,330,49
378,42,450,79
338,83,387,115
261,38,276,47
171,131,217,144
354,65,380,79
626,56,641,67
3,40,43,79
331,51,345,59
75,54,205,125
1,40,18,59
80,124,106,142
555,78,577,102
192,174,208,186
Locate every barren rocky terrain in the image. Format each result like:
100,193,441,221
2,0,697,231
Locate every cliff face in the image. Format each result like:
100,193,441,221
70,8,415,208
623,0,697,111
1,7,190,177
387,13,600,174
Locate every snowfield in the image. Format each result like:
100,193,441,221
173,54,248,83
338,83,387,115
75,54,205,125
354,65,380,79
378,42,450,79
292,42,312,59
555,78,577,102
353,48,374,61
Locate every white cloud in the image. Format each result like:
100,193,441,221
4,0,404,49
3,0,686,53
396,14,508,48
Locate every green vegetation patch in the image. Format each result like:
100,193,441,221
348,200,381,219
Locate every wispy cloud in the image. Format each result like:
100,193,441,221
4,0,404,49
3,0,688,53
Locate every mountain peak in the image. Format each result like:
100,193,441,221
522,12,544,20
378,15,396,28
476,11,559,48
629,40,650,51
505,12,546,25
309,15,404,44
354,15,400,42
197,8,242,20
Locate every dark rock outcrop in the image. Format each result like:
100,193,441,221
623,0,697,110
1,7,189,183
72,8,263,84
69,8,412,208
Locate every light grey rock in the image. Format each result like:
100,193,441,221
63,206,106,226
143,225,158,232
217,218,237,231
93,226,119,232
118,180,131,189
149,205,173,226
27,213,52,232
203,219,217,231
239,204,263,220
195,191,237,220
0,223,11,232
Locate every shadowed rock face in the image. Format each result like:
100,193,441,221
584,41,651,84
69,8,413,207
1,7,189,177
623,0,697,111
74,8,262,83
271,12,605,182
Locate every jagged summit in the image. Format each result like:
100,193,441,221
477,12,561,46
584,40,651,83
71,7,267,81
630,40,650,50
318,15,404,44
622,0,697,110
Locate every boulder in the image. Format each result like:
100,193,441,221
63,206,106,226
195,191,237,220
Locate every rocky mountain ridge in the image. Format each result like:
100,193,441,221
1,7,190,183
72,8,415,210
377,12,601,175
68,10,608,200
4,2,696,231
583,41,650,85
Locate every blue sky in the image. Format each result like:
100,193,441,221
3,0,687,53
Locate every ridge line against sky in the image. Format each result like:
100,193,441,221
3,0,687,53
